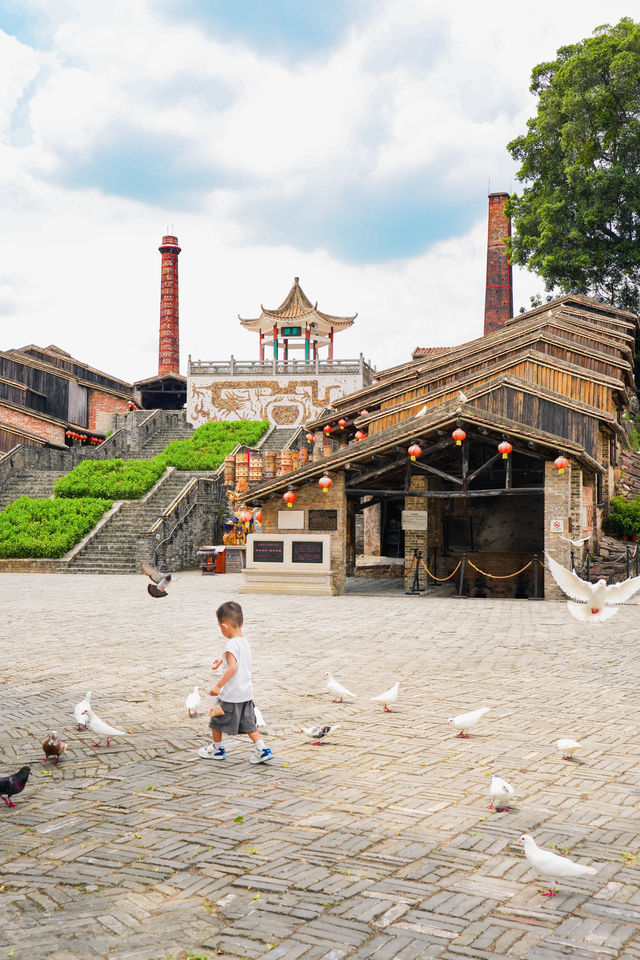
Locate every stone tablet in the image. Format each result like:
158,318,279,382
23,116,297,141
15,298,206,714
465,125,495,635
252,540,284,563
291,540,324,564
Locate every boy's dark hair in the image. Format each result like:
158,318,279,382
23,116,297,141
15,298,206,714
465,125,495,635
216,600,243,627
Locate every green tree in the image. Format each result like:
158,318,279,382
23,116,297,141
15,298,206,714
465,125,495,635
506,18,640,312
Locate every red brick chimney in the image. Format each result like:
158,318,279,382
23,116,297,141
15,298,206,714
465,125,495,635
483,193,513,335
158,234,181,374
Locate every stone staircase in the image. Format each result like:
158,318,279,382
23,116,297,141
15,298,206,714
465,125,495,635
135,419,194,459
67,468,213,574
0,469,68,510
258,426,303,451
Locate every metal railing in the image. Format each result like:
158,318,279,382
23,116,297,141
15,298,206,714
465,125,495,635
188,354,374,378
149,477,221,560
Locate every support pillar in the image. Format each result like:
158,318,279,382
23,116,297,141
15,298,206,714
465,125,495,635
404,473,428,593
363,500,381,556
544,460,573,598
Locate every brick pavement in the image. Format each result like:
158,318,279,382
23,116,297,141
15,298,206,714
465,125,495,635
1,572,640,959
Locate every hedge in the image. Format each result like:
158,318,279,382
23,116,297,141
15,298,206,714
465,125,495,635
602,495,640,540
159,419,269,470
0,496,113,558
54,458,166,500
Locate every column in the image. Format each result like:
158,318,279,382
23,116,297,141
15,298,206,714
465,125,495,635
544,460,572,598
404,473,429,593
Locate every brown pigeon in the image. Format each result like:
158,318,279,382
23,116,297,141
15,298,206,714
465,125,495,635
42,731,67,764
140,561,172,598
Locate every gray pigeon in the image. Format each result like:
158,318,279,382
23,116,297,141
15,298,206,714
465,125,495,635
140,561,172,598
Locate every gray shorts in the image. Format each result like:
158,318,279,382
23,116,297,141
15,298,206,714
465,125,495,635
208,699,257,736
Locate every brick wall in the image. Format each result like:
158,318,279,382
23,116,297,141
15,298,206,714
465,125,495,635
404,473,428,591
259,471,347,593
88,391,131,434
0,404,65,446
544,460,572,598
484,193,513,335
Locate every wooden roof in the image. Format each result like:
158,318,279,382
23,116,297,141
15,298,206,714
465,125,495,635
239,277,356,335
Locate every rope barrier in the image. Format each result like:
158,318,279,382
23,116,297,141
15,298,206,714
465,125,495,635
466,558,533,579
419,558,462,582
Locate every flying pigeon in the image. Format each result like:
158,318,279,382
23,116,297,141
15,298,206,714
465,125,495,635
42,731,67,764
323,672,356,703
557,738,582,760
301,724,340,745
517,833,597,897
186,686,201,717
74,691,91,729
77,703,128,748
371,682,400,712
546,552,640,621
559,534,591,547
488,774,515,811
140,561,172,598
0,766,31,807
447,706,490,737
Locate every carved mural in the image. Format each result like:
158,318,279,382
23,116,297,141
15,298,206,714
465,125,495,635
188,375,363,426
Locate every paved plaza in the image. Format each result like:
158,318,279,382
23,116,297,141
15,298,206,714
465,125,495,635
2,572,640,960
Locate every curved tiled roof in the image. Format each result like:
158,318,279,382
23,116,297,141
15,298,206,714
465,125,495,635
239,277,356,332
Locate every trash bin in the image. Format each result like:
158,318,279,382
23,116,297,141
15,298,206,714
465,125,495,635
197,546,217,575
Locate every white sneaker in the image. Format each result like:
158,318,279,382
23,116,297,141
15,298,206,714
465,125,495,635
198,744,226,760
250,746,273,764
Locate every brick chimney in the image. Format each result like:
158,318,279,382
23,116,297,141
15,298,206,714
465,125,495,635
483,193,513,335
158,234,181,374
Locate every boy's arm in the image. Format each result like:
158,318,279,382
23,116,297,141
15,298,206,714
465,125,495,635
210,652,238,697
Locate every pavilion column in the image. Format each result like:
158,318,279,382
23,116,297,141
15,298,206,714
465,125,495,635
259,331,264,362
305,326,310,362
544,460,573,599
273,323,278,361
329,326,334,360
284,338,289,362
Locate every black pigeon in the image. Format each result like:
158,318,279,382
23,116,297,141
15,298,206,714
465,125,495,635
140,561,172,598
0,766,31,807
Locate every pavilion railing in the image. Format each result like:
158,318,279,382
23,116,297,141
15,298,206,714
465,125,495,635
188,355,374,378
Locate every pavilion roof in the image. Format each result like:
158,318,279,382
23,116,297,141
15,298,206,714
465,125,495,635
239,277,356,334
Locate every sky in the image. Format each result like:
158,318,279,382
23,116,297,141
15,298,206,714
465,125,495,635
0,0,634,384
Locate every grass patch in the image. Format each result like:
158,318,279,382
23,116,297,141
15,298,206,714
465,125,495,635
0,496,112,558
159,419,269,471
54,458,166,500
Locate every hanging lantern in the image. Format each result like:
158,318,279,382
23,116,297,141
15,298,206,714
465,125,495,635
306,432,314,444
354,430,366,441
360,409,369,416
498,440,512,460
408,443,422,462
319,475,332,494
452,427,466,446
239,508,253,526
338,418,347,430
255,509,262,524
283,490,297,509
554,455,569,474
324,425,332,436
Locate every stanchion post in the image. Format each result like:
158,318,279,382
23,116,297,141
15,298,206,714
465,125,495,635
626,544,631,580
586,553,590,581
532,553,538,599
636,546,639,578
458,553,466,598
570,548,575,571
405,548,422,596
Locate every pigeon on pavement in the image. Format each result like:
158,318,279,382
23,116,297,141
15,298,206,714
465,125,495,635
556,738,582,760
76,700,128,748
0,766,31,807
301,724,340,745
74,691,91,729
517,833,597,896
323,673,356,702
42,731,67,764
186,686,201,717
447,707,490,737
546,552,640,621
371,682,400,712
140,561,172,598
488,774,515,811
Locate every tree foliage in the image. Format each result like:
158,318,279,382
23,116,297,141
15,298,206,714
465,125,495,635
506,18,640,312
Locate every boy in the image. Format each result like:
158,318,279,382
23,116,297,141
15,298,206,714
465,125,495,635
197,600,273,764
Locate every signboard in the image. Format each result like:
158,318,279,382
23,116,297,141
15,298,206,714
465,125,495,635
278,509,305,530
309,509,338,532
549,518,567,534
402,510,428,531
252,540,284,563
291,540,324,564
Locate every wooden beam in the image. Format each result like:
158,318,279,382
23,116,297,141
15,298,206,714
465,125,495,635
410,460,463,486
350,458,402,486
346,486,544,499
466,452,501,482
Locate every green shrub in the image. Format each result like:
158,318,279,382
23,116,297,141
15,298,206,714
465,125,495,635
602,495,640,540
0,496,112,558
54,458,165,499
159,419,269,471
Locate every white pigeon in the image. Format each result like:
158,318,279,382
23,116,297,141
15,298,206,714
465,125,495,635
447,706,490,737
556,738,582,760
488,774,515,811
81,705,128,748
458,390,468,402
559,534,591,547
517,833,597,897
546,551,640,621
323,672,357,702
301,724,340,745
186,686,201,717
254,705,267,730
74,691,92,730
371,682,400,712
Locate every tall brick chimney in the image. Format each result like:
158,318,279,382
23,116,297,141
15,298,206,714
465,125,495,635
483,193,513,335
158,234,181,374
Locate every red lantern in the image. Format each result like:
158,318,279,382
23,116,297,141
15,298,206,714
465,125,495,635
354,430,366,441
452,428,466,446
498,440,512,460
324,424,332,436
408,443,422,462
338,419,347,430
255,509,262,524
240,508,253,525
283,490,297,509
554,455,569,474
360,409,369,416
306,432,314,444
319,475,332,494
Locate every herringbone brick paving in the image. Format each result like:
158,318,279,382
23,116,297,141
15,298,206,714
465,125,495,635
1,574,640,959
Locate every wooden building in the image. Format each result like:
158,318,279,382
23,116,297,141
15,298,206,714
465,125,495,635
243,294,638,597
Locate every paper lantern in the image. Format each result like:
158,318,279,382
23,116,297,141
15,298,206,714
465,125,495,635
498,440,512,460
255,509,262,524
306,432,314,443
452,428,466,446
324,425,332,436
338,419,347,429
319,475,332,494
408,443,422,462
283,490,297,508
554,455,569,474
354,430,366,441
360,409,369,416
239,508,253,525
